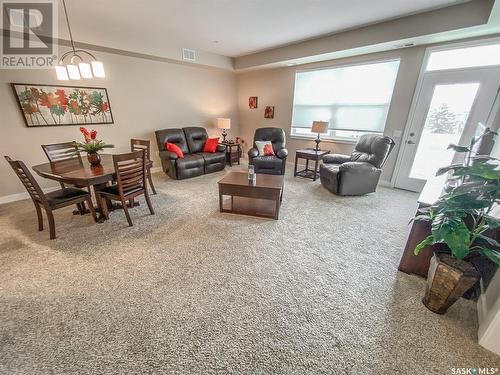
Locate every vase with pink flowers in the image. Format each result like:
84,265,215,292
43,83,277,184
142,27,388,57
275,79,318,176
77,127,114,166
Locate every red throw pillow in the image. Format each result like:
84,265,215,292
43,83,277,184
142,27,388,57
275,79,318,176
166,142,184,158
263,143,275,156
203,137,219,153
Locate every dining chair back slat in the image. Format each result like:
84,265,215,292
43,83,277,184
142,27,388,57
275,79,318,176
130,138,156,195
42,142,81,163
130,139,151,160
114,151,146,196
41,141,85,211
5,156,46,204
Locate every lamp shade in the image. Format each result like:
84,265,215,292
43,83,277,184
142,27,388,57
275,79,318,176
311,121,329,134
217,118,231,130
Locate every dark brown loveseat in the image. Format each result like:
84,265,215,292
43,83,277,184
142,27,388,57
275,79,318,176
155,127,226,180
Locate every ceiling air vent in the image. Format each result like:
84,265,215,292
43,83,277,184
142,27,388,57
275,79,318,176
182,48,196,62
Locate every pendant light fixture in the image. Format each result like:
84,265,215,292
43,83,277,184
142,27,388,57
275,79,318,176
55,0,105,80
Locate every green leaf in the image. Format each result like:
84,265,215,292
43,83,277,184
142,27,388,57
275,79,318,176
439,195,491,211
431,217,470,260
485,217,500,229
436,163,464,176
414,235,435,256
454,163,500,180
478,248,500,266
441,181,494,198
476,234,500,250
413,215,432,222
447,144,470,153
470,155,499,162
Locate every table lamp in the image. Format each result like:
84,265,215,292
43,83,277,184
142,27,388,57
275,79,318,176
311,121,329,151
217,118,231,142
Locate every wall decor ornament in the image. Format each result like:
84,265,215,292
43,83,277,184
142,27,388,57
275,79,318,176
264,106,274,119
11,83,113,127
249,96,258,109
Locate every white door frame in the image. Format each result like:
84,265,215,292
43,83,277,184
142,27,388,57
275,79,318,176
391,36,500,189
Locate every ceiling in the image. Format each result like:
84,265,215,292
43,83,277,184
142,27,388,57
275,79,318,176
58,0,468,58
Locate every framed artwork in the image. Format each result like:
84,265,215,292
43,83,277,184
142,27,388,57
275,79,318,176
264,106,274,119
249,96,258,109
11,83,114,127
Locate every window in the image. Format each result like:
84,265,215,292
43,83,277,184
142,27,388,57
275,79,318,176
291,59,400,141
426,43,500,71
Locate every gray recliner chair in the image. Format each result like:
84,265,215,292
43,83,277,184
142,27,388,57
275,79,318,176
248,127,288,175
319,134,395,196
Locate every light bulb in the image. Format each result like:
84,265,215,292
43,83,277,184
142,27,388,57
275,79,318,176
91,61,105,78
78,62,93,78
55,65,69,80
67,64,81,80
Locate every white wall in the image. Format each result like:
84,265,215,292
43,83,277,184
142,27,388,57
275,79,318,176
0,48,239,199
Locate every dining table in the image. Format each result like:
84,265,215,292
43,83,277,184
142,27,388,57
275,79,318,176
32,154,153,220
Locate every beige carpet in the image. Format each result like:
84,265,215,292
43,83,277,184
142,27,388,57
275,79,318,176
0,165,499,374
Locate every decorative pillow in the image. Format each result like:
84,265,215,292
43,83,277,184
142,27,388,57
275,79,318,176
203,137,219,153
255,141,275,156
166,142,184,158
263,143,275,156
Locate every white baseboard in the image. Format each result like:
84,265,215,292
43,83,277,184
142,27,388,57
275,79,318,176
377,179,392,188
0,186,59,205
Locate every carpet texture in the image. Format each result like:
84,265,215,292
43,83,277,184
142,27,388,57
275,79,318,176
0,166,499,374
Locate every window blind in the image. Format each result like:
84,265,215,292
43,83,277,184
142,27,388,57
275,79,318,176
291,60,400,134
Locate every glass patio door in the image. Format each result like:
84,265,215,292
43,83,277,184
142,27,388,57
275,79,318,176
394,68,500,192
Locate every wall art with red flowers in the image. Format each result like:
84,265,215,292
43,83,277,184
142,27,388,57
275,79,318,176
11,83,114,127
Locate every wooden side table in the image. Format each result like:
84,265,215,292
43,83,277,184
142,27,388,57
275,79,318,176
219,142,242,166
294,149,330,181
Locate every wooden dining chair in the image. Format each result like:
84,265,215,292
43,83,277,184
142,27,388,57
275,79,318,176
4,156,97,240
96,150,155,226
130,139,157,195
41,141,81,164
41,141,88,214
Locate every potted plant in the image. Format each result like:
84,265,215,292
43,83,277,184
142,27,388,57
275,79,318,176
414,131,500,314
77,127,114,166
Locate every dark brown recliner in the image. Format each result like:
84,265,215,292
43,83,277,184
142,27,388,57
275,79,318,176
155,127,225,180
248,127,288,175
319,134,395,196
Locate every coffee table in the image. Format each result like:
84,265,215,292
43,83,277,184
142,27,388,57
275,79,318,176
218,172,284,220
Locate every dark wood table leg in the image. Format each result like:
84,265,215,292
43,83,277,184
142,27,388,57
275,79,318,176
294,154,299,176
274,192,281,220
313,159,319,181
92,184,107,222
229,146,233,167
219,189,223,212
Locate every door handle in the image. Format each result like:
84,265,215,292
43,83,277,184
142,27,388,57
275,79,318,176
407,140,416,144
